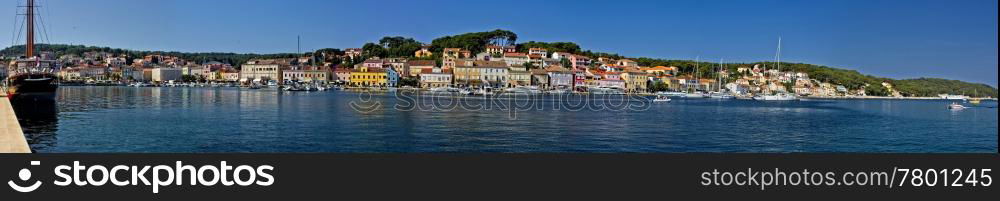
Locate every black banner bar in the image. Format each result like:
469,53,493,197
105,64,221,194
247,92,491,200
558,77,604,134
1,154,997,200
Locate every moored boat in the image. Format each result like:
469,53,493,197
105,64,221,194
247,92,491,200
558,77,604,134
753,92,799,101
653,95,671,103
948,102,967,110
5,0,59,103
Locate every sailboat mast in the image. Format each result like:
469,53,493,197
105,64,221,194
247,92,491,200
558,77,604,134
775,37,781,73
693,56,699,92
26,0,35,58
718,58,724,92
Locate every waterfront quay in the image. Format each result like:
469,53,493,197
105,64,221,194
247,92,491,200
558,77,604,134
0,93,31,153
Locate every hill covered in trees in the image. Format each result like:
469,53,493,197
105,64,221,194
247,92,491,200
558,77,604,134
1,44,299,68
3,30,996,98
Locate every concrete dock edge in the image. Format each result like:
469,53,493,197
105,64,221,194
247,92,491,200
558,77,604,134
0,95,31,153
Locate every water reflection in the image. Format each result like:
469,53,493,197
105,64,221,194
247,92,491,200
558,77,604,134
15,86,1000,153
10,98,59,152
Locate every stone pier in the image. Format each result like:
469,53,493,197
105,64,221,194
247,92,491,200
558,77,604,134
0,94,31,153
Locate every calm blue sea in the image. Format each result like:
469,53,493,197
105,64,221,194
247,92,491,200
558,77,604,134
17,86,998,153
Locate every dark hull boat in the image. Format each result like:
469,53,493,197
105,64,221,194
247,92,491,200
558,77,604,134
6,73,58,102
5,0,59,103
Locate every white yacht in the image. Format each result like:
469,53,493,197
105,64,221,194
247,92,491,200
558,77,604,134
653,95,672,103
753,92,798,101
657,91,688,97
504,86,543,94
429,87,460,93
948,102,967,110
938,94,969,101
709,92,735,99
589,87,624,95
684,92,708,98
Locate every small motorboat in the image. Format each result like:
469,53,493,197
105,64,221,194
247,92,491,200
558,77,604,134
948,102,967,110
653,95,671,103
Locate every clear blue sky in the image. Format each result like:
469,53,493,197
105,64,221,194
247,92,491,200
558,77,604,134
3,0,997,86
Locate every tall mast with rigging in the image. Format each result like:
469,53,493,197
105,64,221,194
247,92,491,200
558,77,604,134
25,0,36,58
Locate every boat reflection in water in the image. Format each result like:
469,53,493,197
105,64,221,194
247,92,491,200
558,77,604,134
10,98,58,152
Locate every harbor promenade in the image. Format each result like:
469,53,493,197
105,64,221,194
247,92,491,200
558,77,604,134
0,94,31,153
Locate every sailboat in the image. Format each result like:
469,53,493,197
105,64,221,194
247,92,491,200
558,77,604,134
754,37,798,101
684,56,707,98
709,59,734,99
968,89,982,105
5,0,59,102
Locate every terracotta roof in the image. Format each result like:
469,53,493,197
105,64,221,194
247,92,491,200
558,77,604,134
472,60,507,67
420,68,453,74
544,65,571,72
530,69,548,75
504,52,528,57
407,60,436,66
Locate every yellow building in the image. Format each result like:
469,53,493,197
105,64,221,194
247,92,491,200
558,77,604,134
350,67,387,87
621,69,649,93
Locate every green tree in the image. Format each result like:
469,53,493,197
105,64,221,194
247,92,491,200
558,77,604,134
362,43,387,59
560,58,571,68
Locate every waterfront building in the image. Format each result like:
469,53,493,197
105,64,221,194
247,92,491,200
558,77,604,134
283,67,329,83
152,67,182,82
698,79,717,92
386,67,400,87
333,68,352,83
407,60,436,77
597,72,626,89
349,67,387,87
545,65,573,89
419,67,453,88
87,65,108,80
622,69,649,93
181,64,208,77
453,61,508,88
507,65,531,87
573,70,587,89
530,69,549,88
385,58,409,77
221,69,240,82
57,67,80,80
239,63,283,84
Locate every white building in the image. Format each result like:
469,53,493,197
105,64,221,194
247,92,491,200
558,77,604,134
419,68,453,88
152,68,182,82
239,64,282,83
